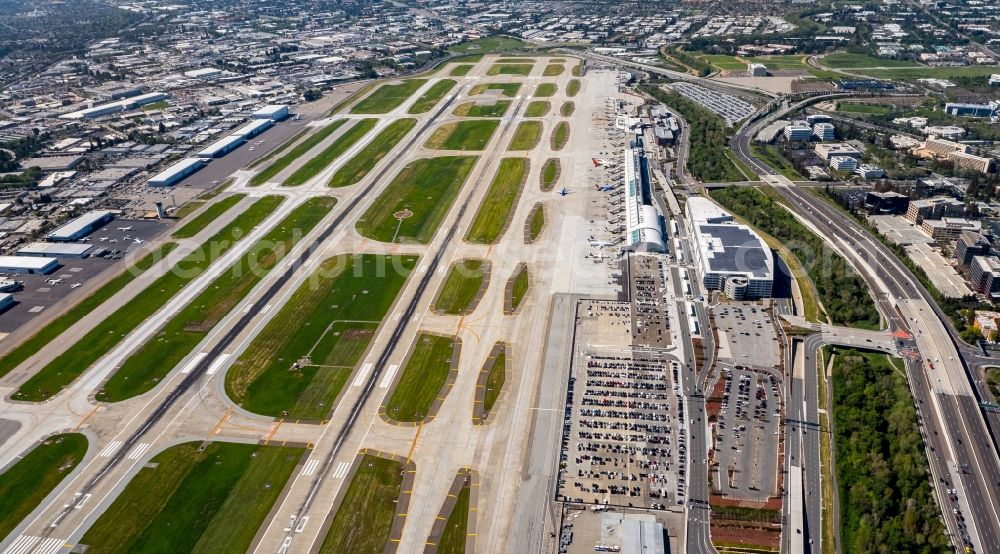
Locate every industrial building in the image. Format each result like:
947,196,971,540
906,196,966,223
148,158,206,187
686,197,773,299
60,92,168,120
864,191,909,214
47,210,115,242
252,104,290,120
623,143,665,253
747,63,768,77
971,255,1000,299
231,119,273,140
956,231,990,266
17,242,93,258
0,256,59,275
783,121,812,142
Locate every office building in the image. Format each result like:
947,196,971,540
864,191,909,214
922,217,980,241
829,155,858,172
956,231,990,266
945,102,994,118
991,74,1000,87
814,142,861,161
971,255,1000,299
812,122,836,141
783,121,812,142
905,196,965,223
948,151,995,174
686,197,773,299
855,164,885,179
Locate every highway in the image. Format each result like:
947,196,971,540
732,110,1000,553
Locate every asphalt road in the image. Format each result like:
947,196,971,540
732,113,1000,553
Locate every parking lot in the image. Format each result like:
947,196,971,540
711,366,782,502
712,301,781,368
628,254,671,348
557,300,685,510
667,82,755,126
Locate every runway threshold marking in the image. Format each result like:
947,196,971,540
97,441,122,457
3,536,63,554
208,407,234,438
127,442,151,461
301,459,320,477
332,461,350,479
71,403,101,432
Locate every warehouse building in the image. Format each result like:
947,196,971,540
197,134,245,159
17,242,93,258
61,92,168,120
0,256,59,275
231,119,272,140
148,158,206,187
686,197,773,299
252,104,289,120
47,210,115,242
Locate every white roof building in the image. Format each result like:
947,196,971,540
686,197,773,298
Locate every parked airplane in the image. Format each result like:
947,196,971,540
558,187,570,196
588,240,613,247
133,238,143,244
592,158,618,167
70,283,82,289
45,278,64,285
117,226,132,231
595,184,615,192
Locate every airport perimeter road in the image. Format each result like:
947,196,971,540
732,120,1000,552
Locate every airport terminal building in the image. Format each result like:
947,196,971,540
623,142,666,253
686,197,773,299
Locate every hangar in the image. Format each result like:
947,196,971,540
0,256,60,275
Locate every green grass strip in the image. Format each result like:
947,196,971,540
483,350,506,414
13,197,283,402
81,442,302,554
172,194,245,238
437,481,471,554
533,82,557,97
250,121,347,186
508,121,542,151
408,79,457,114
227,254,417,419
0,243,177,380
249,128,308,169
434,259,486,314
97,197,335,402
282,119,377,186
385,333,455,422
449,64,473,77
351,79,427,114
0,434,87,539
551,121,570,150
511,265,529,310
566,79,580,97
356,156,478,244
524,101,550,117
466,158,525,244
318,454,405,554
560,101,575,117
328,119,416,188
469,83,521,97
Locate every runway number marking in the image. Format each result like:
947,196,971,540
332,461,350,479
97,441,122,457
127,443,151,461
277,536,292,554
301,459,319,477
294,516,309,533
379,364,400,389
72,493,92,510
352,363,373,387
